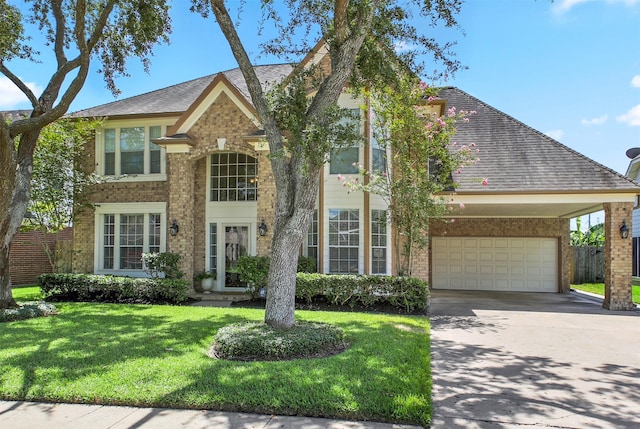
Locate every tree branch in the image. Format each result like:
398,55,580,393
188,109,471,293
0,62,39,107
51,0,68,67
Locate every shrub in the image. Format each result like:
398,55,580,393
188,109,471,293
295,274,429,313
141,252,184,279
296,255,317,273
237,255,318,298
211,321,346,361
0,301,58,322
236,255,270,298
38,273,189,305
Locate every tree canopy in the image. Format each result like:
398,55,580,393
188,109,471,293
197,0,466,328
0,0,171,308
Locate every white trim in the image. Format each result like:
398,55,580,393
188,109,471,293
450,193,637,205
93,202,167,277
95,119,174,179
204,154,258,291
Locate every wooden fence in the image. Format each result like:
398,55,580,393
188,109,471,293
571,245,604,284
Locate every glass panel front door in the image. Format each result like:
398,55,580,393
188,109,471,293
225,226,248,288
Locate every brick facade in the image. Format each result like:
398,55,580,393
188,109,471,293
72,91,277,292
603,202,635,310
69,66,635,307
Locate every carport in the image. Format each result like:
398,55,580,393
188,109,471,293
423,88,639,310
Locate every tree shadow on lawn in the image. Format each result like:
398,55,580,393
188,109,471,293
0,303,254,403
153,317,432,426
0,306,432,426
430,338,640,428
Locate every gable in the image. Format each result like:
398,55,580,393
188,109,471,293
168,74,260,136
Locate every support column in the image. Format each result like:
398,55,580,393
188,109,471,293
603,202,635,310
167,154,196,290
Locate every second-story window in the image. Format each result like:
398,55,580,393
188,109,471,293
329,108,361,175
210,153,258,202
103,125,164,176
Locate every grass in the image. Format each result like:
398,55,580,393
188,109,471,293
571,283,640,304
2,286,432,426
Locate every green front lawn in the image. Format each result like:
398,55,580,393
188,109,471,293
2,286,432,426
571,283,640,304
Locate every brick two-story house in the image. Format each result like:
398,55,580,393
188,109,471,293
71,44,638,310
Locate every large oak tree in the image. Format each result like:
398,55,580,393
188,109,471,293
0,0,171,308
194,0,464,328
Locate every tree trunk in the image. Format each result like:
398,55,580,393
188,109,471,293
264,228,303,329
0,243,17,309
264,172,319,329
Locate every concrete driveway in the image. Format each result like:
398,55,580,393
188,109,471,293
429,290,640,429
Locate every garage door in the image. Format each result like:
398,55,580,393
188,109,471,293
432,237,558,292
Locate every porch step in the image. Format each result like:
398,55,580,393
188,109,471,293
189,292,251,302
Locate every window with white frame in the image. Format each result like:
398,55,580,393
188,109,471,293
371,209,388,274
210,153,258,202
329,108,361,174
95,203,165,273
329,209,359,274
102,125,165,176
371,131,387,174
305,210,318,270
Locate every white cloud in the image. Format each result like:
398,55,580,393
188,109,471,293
617,104,640,126
0,77,42,109
632,75,640,88
545,129,565,140
553,0,592,14
581,115,608,126
553,0,639,14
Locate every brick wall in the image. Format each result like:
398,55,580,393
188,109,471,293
603,202,635,310
10,227,73,286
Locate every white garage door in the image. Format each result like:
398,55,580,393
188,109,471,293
432,237,558,292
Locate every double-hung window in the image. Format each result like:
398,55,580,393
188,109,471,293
102,125,165,177
371,209,388,274
95,203,166,274
328,209,360,274
305,210,319,270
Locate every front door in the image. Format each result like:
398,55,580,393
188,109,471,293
224,225,248,288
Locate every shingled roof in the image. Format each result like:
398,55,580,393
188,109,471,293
439,87,639,194
72,64,294,118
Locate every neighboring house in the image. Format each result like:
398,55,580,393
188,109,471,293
624,148,640,277
70,44,639,310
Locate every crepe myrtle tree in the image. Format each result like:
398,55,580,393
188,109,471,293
339,76,482,276
0,0,171,308
193,0,465,329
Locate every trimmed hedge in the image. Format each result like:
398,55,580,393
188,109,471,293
38,273,189,305
295,274,429,313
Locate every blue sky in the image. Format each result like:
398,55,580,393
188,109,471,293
1,0,639,176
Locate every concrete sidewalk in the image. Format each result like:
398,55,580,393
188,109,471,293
429,290,640,429
0,401,421,429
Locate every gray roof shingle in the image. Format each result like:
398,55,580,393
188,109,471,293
439,87,639,193
72,64,294,118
